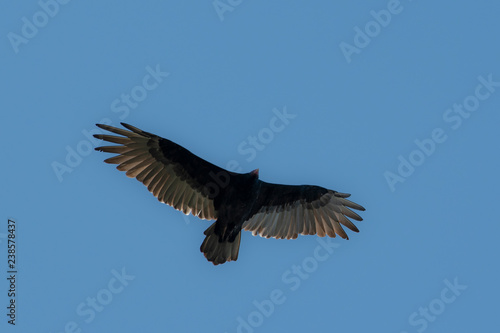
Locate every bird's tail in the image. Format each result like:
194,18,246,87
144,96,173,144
200,222,241,265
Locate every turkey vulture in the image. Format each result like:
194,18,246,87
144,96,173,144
94,123,365,265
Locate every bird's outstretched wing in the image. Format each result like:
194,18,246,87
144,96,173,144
94,123,232,220
242,182,365,239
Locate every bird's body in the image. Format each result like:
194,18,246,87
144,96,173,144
94,123,365,265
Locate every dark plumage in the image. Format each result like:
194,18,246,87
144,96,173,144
94,123,365,265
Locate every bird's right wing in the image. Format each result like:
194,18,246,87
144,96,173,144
94,123,233,220
242,182,365,240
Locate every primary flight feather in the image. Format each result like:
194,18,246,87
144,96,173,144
94,123,365,265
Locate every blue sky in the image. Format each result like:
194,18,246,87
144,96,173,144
1,1,499,332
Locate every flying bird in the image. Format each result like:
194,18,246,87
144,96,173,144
94,123,365,265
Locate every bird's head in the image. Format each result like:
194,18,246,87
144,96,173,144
250,168,260,178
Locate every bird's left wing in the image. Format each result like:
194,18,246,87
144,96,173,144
242,182,365,239
94,123,232,220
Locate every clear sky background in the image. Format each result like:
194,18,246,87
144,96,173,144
1,1,499,332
